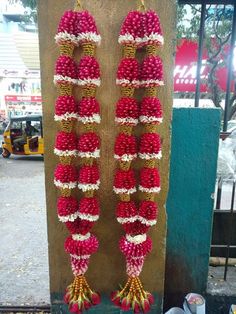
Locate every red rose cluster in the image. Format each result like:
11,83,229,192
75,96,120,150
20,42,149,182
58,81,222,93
115,97,139,126
119,235,152,278
116,56,163,91
122,218,150,236
57,196,100,234
65,197,100,235
78,197,100,217
57,196,78,220
65,218,91,235
116,58,139,87
54,55,78,84
114,169,136,195
65,197,100,236
78,132,100,158
54,164,77,186
57,10,78,40
62,197,100,235
55,96,78,121
116,200,137,220
118,10,163,47
53,57,102,116
78,164,100,192
114,133,137,161
140,96,163,124
55,10,101,47
140,56,164,87
143,10,163,45
139,167,161,193
65,233,99,277
77,56,101,86
65,233,99,258
76,11,100,42
119,235,152,259
77,97,100,124
116,200,158,236
139,132,161,160
54,131,78,157
116,55,164,88
119,11,143,46
139,200,158,223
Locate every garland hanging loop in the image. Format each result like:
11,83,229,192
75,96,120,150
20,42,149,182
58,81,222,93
74,0,82,11
137,0,146,12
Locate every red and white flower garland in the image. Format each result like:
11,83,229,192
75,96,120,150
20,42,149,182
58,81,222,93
53,3,101,313
112,8,164,314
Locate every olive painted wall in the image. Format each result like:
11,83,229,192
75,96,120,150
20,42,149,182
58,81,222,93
38,0,176,312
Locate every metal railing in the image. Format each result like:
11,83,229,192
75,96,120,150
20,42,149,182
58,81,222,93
178,0,236,131
178,0,236,280
212,178,236,280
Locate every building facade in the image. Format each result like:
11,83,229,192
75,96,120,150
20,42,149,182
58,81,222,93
0,0,41,120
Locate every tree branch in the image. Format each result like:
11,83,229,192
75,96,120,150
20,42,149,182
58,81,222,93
190,4,201,14
230,100,236,119
207,33,231,63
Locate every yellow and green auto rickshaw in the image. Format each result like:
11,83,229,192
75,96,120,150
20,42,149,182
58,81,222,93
1,115,44,158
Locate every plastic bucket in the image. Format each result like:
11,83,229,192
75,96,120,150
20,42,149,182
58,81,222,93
165,308,185,314
183,293,205,314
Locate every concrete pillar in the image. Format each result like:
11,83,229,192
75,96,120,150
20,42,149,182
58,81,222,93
165,108,221,310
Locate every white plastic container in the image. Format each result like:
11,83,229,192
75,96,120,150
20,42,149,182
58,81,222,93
183,293,205,314
229,304,236,314
165,307,185,314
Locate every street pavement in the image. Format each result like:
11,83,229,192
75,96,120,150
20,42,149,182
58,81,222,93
0,155,50,306
0,154,234,308
208,266,236,296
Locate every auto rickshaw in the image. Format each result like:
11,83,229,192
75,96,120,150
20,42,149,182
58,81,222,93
1,115,44,158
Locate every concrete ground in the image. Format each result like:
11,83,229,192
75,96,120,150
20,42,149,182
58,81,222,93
207,266,236,314
208,265,236,296
0,154,50,306
0,154,235,310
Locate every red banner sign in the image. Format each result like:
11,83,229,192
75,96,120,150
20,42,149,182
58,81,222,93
4,95,42,102
174,40,230,92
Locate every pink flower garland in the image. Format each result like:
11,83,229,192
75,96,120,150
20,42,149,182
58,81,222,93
112,7,164,314
53,5,101,314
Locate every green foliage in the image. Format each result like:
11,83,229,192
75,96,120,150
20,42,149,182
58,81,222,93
177,4,236,119
177,5,232,42
8,0,37,23
176,5,188,40
21,0,37,10
9,0,36,9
